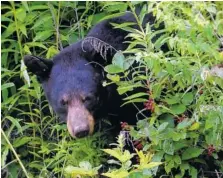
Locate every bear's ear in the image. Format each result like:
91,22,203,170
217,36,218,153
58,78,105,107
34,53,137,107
24,55,53,81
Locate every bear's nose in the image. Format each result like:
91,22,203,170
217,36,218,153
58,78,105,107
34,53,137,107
76,130,89,138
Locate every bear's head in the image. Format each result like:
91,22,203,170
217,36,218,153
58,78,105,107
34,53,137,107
24,41,109,138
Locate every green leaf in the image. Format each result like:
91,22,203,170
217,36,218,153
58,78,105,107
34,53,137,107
33,31,53,42
13,136,32,148
102,170,129,178
177,119,193,130
182,148,204,160
152,83,162,99
189,166,198,178
158,122,169,133
26,42,48,50
112,51,125,68
121,98,148,106
137,162,163,170
159,114,175,128
21,60,30,87
207,5,217,14
217,20,223,35
104,64,124,74
173,155,181,165
111,22,137,29
165,160,174,174
99,12,127,22
15,8,26,22
22,1,29,12
102,149,134,163
117,83,143,95
163,140,174,155
46,46,59,59
1,83,15,91
181,92,193,105
123,92,149,101
1,22,16,39
170,104,186,115
4,116,22,134
165,96,180,105
19,24,27,37
123,56,135,70
107,74,120,82
32,15,52,29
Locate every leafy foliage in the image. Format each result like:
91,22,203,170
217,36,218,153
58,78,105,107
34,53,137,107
1,2,107,177
1,1,223,178
103,1,223,178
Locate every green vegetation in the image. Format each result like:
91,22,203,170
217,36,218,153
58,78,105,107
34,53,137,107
1,1,223,178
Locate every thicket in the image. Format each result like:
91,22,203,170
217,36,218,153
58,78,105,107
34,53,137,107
1,1,223,178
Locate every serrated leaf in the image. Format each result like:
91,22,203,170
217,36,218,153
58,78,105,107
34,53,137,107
182,148,204,160
13,136,32,148
163,140,174,155
102,170,129,178
137,162,163,170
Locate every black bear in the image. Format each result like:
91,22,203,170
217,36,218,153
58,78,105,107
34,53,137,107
24,12,155,138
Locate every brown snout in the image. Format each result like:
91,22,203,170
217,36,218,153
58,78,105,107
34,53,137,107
67,102,94,138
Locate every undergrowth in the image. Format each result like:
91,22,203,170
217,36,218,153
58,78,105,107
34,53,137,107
1,1,223,178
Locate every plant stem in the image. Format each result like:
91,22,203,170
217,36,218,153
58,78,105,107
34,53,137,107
1,129,30,178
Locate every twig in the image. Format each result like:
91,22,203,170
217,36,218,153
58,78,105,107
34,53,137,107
48,2,63,50
1,129,29,178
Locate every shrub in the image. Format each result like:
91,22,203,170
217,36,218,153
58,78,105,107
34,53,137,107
1,1,223,178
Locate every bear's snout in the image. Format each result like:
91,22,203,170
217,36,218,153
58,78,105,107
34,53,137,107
67,102,95,138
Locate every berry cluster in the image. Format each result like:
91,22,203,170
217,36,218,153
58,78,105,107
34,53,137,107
207,145,215,156
120,122,131,131
144,98,155,112
176,114,186,123
133,140,143,150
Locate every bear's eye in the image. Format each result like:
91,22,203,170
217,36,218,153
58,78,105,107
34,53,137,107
61,99,68,106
